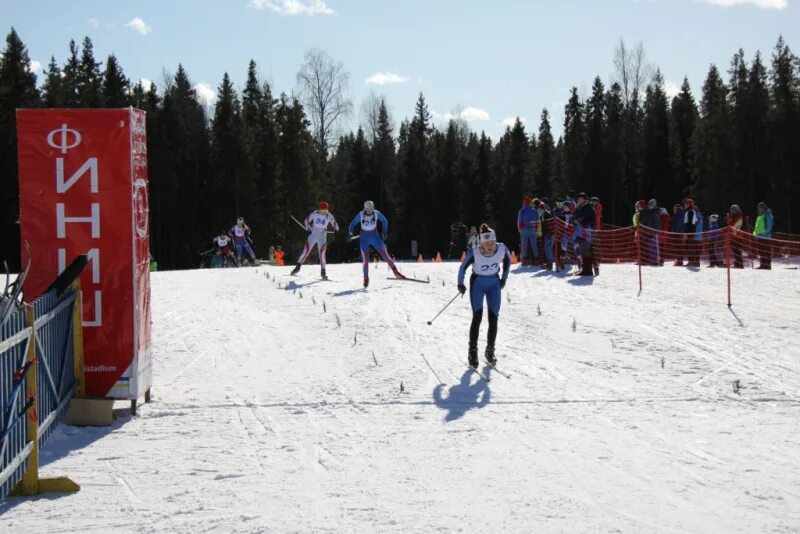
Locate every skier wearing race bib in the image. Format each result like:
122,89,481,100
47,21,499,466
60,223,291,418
457,223,511,369
230,216,257,266
348,200,405,288
291,201,339,279
212,232,236,267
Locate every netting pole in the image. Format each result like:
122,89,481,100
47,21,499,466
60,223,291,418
636,222,643,293
726,226,732,307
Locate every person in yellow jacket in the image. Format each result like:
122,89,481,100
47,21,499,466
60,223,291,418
753,201,774,269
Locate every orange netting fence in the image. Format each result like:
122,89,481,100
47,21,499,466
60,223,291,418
532,218,800,307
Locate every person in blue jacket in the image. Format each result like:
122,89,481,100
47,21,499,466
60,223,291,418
457,223,511,369
348,200,405,288
517,197,539,266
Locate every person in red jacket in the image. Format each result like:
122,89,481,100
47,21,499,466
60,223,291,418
591,197,603,230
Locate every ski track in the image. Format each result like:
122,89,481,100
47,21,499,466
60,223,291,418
2,262,799,533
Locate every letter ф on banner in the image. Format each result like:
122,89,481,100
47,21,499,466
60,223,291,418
16,109,153,400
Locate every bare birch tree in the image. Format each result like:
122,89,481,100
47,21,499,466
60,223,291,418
296,48,353,154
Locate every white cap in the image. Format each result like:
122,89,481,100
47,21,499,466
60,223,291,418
364,200,375,211
479,231,497,243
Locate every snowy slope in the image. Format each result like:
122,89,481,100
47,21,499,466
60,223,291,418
2,261,800,533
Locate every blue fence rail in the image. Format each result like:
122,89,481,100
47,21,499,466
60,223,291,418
0,307,33,500
0,282,82,501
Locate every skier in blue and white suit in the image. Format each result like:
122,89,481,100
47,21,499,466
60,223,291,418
457,223,511,369
348,200,405,288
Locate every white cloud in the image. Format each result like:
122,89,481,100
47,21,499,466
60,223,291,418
365,72,409,86
139,78,153,92
697,0,786,8
501,116,526,128
28,60,42,73
124,17,152,36
87,17,100,28
448,106,490,122
664,81,681,99
194,83,216,107
249,0,335,15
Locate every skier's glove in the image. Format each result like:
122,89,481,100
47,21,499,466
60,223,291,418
457,283,467,295
499,279,507,290
348,233,354,240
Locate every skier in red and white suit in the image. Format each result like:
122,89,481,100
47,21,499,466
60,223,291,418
291,201,339,279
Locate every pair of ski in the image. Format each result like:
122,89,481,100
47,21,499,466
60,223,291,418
385,277,429,284
468,359,511,382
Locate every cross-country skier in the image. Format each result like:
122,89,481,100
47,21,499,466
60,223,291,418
348,200,405,288
230,216,257,266
457,223,511,369
213,232,236,267
291,201,339,279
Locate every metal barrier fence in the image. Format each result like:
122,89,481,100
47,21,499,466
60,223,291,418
0,281,83,501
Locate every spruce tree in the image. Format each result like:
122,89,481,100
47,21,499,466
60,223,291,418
641,70,671,203
101,54,130,107
0,28,40,269
691,64,734,215
584,77,606,195
62,40,81,106
604,83,625,223
768,36,799,230
42,56,65,107
669,78,698,201
209,73,247,230
77,36,103,107
562,87,586,193
536,109,555,198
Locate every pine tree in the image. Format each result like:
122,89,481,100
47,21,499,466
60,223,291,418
0,28,40,269
669,78,698,201
536,108,555,198
101,54,130,107
77,36,103,107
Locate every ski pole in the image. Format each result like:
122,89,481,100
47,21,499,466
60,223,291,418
291,214,335,234
290,215,307,231
426,292,462,326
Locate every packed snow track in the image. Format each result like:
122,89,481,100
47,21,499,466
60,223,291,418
2,262,799,533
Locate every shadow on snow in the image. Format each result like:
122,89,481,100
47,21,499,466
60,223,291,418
433,369,491,422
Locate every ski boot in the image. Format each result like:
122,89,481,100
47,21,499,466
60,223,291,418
363,276,369,288
485,345,497,365
468,347,479,369
290,264,301,276
320,268,327,280
593,264,600,276
392,268,406,280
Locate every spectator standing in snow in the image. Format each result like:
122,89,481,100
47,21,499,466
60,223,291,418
572,193,598,276
517,197,539,266
726,204,744,268
707,214,724,267
639,199,662,265
753,201,774,269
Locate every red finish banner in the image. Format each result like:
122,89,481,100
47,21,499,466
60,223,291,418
16,109,152,398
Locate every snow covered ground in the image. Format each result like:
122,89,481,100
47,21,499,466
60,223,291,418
2,261,800,533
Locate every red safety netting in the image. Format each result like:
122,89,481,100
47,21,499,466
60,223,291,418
530,218,800,307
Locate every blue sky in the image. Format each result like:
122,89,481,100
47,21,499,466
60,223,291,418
5,0,798,140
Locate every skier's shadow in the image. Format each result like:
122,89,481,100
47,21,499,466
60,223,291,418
433,369,491,422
